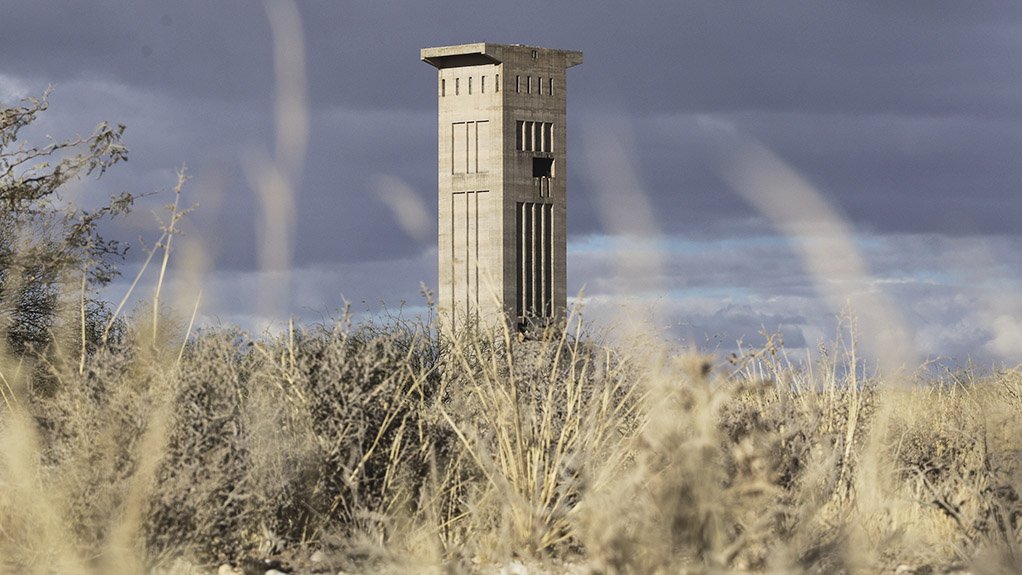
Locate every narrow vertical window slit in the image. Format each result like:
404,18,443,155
474,192,480,310
544,204,552,316
516,203,523,318
530,203,538,315
466,192,474,314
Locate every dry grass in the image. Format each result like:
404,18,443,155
0,299,1020,574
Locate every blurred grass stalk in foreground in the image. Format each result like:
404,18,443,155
2,5,1022,574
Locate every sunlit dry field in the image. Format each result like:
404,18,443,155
1,304,1020,574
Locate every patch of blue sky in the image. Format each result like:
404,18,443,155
568,233,793,255
664,286,753,299
874,270,954,285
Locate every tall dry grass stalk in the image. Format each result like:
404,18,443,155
2,8,1021,575
244,0,308,322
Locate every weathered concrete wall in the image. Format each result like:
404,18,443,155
422,43,582,331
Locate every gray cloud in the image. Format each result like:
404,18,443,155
4,1,1022,364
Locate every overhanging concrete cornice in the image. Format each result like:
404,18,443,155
421,43,583,69
421,43,501,68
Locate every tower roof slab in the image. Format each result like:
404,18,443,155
421,43,582,69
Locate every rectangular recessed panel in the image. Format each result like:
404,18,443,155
474,192,490,310
475,120,490,173
452,193,467,319
452,122,466,174
469,192,478,315
467,122,477,174
453,121,489,174
451,191,492,326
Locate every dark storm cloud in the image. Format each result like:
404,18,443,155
0,2,275,102
293,106,435,265
4,1,1022,362
6,1,1022,252
12,1,1022,117
597,108,1022,239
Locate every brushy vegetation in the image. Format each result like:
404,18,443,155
2,84,1019,575
1,306,1020,574
0,90,133,356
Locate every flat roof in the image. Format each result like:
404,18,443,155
421,43,583,69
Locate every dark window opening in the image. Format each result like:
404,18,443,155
516,121,554,152
516,201,553,320
533,157,554,178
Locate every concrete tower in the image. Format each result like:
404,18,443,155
421,43,582,331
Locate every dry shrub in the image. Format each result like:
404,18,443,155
146,329,257,562
434,320,644,561
882,370,1022,571
144,320,445,565
1,308,1022,574
575,346,856,574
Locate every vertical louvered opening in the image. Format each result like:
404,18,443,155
517,202,554,320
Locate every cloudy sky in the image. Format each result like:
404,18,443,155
2,1,1021,367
